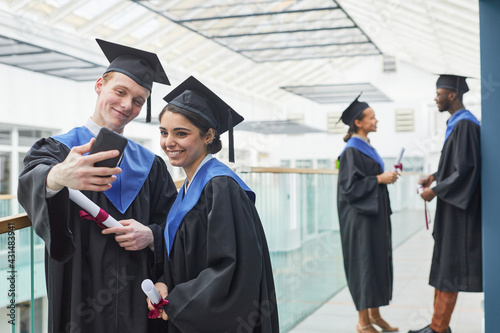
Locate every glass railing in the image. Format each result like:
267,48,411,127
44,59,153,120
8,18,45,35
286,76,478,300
0,199,46,333
0,170,428,333
238,169,428,332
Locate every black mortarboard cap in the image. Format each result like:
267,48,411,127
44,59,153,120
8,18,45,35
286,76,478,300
436,74,469,94
163,76,244,163
96,38,170,123
337,92,370,125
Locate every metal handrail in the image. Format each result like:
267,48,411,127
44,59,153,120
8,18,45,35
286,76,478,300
0,168,417,235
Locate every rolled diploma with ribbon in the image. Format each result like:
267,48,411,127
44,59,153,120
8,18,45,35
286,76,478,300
142,279,169,318
417,184,424,194
393,147,405,172
417,185,431,229
67,188,123,228
142,279,162,305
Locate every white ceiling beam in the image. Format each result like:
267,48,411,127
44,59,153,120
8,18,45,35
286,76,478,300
430,0,479,24
8,0,34,13
201,50,247,77
77,1,131,34
299,63,333,85
168,37,222,67
447,0,480,13
431,17,478,36
134,23,178,51
109,12,155,41
151,0,186,12
252,72,289,95
0,10,105,65
157,35,203,64
47,0,88,25
188,46,228,71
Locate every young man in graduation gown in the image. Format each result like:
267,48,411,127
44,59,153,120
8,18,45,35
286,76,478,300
147,76,279,333
409,75,482,333
17,39,177,333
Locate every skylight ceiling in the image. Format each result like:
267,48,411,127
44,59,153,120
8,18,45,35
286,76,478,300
0,35,105,81
0,0,480,105
135,0,381,62
281,82,391,104
236,120,325,135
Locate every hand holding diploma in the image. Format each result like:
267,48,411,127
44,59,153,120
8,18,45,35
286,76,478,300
144,279,169,320
418,174,435,189
68,189,154,249
68,188,123,228
418,175,436,202
377,171,399,184
417,176,435,230
378,147,404,184
103,219,154,251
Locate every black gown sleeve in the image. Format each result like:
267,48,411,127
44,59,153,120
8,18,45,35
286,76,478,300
18,138,75,263
164,177,277,332
146,156,178,279
338,148,380,215
432,120,481,209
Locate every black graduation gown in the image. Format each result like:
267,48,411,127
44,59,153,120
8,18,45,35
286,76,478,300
159,176,279,333
337,147,393,311
18,137,177,333
430,119,482,292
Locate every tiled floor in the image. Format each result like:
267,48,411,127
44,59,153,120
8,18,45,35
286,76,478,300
289,228,484,333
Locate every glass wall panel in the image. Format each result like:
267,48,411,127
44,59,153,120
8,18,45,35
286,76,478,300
18,129,51,147
240,171,425,332
19,152,26,176
295,159,313,168
0,152,11,195
317,159,334,169
0,127,11,145
0,199,46,333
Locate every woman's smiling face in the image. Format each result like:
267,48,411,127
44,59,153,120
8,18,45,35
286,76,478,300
355,107,378,135
159,111,209,179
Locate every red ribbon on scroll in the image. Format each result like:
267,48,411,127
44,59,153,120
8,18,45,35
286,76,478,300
79,209,109,229
148,299,169,319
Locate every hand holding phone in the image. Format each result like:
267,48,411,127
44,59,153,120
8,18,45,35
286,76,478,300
88,127,128,168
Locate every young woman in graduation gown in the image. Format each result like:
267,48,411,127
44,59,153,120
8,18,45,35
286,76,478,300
336,94,399,333
147,76,279,333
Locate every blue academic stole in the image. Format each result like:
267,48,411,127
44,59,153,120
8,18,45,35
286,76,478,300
53,126,155,214
339,137,385,171
444,109,480,144
164,158,255,258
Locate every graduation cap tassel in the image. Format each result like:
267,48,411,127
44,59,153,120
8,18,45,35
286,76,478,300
228,108,234,163
146,96,152,123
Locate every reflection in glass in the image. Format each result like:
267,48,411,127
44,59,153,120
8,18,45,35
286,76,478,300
18,129,51,147
0,152,11,194
0,128,10,145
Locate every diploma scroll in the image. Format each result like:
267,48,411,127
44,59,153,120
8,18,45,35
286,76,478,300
417,184,424,194
393,147,405,172
142,279,162,305
142,279,169,319
68,188,123,228
417,185,431,230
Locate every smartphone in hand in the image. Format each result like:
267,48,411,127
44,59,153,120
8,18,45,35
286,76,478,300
88,127,128,168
